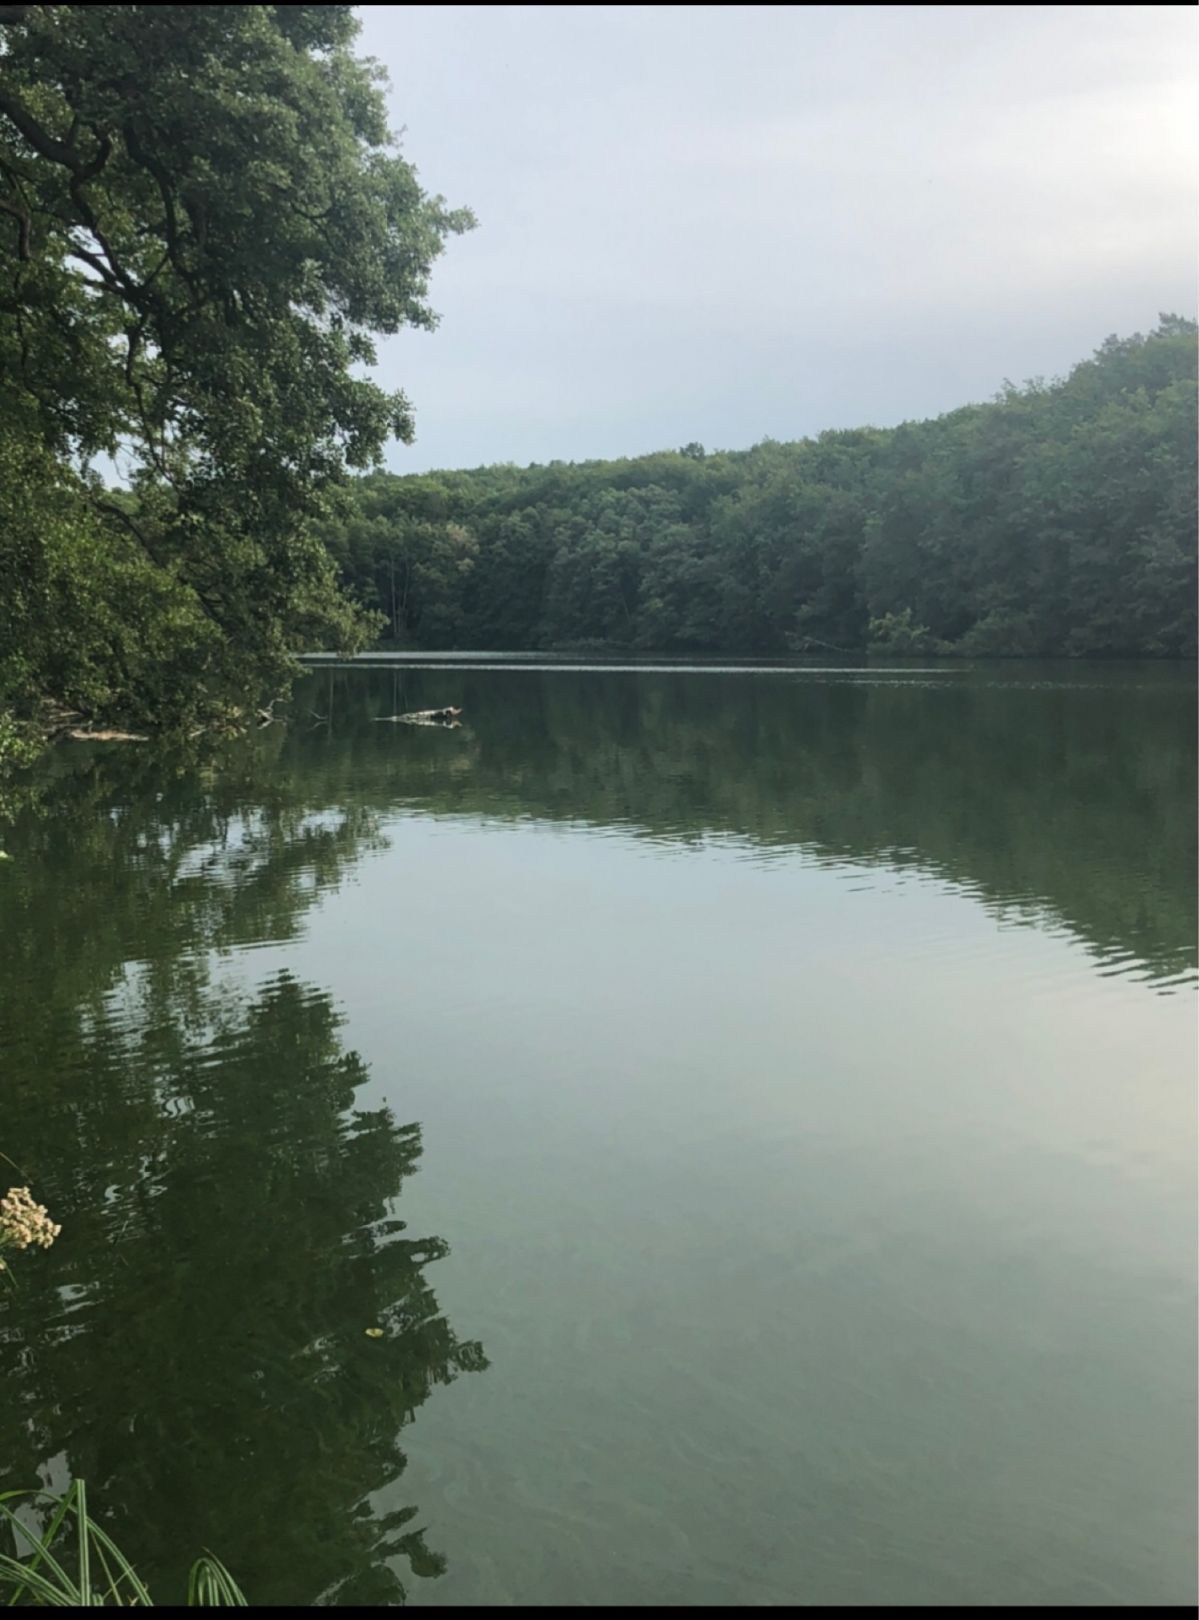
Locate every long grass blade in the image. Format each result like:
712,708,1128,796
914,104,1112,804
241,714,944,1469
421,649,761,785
91,1531,126,1608
84,1523,154,1606
0,1485,238,1607
0,1552,78,1607
187,1553,247,1607
75,1480,91,1606
0,1483,79,1604
0,1495,80,1606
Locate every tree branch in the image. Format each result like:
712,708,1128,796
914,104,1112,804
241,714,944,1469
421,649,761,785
0,195,30,258
90,494,165,565
66,243,129,299
123,120,201,300
0,85,81,171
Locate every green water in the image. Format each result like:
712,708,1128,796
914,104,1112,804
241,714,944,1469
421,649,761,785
0,661,1194,1606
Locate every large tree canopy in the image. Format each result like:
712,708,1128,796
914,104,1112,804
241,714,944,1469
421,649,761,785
0,4,471,728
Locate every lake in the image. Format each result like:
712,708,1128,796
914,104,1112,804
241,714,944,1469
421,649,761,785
0,659,1194,1606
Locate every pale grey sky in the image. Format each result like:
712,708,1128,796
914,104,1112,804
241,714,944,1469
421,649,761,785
358,3,1198,472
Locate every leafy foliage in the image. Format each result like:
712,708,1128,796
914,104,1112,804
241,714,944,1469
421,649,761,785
323,320,1198,659
867,609,945,657
0,4,471,729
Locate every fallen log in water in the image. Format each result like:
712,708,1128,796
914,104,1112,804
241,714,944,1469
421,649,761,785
374,706,463,727
64,728,149,743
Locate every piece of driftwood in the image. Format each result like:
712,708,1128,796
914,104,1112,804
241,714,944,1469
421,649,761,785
374,706,463,727
64,728,148,743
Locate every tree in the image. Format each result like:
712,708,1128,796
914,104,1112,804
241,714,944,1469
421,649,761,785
0,4,472,727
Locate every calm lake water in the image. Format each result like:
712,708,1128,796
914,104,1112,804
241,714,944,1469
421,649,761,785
0,660,1194,1606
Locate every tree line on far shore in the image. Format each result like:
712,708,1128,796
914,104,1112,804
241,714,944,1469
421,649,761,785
324,317,1197,661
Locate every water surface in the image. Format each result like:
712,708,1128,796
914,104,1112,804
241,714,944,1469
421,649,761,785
0,662,1194,1605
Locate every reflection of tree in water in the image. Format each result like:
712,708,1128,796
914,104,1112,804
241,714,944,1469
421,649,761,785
0,745,388,1003
2,974,486,1605
0,762,487,1607
284,664,1198,988
0,662,1191,1595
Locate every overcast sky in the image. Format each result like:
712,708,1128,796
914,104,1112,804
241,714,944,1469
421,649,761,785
357,3,1197,473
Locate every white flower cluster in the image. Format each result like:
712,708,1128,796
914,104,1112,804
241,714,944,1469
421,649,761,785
0,1186,62,1268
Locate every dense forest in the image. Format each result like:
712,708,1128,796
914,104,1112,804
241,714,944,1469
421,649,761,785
323,317,1198,660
